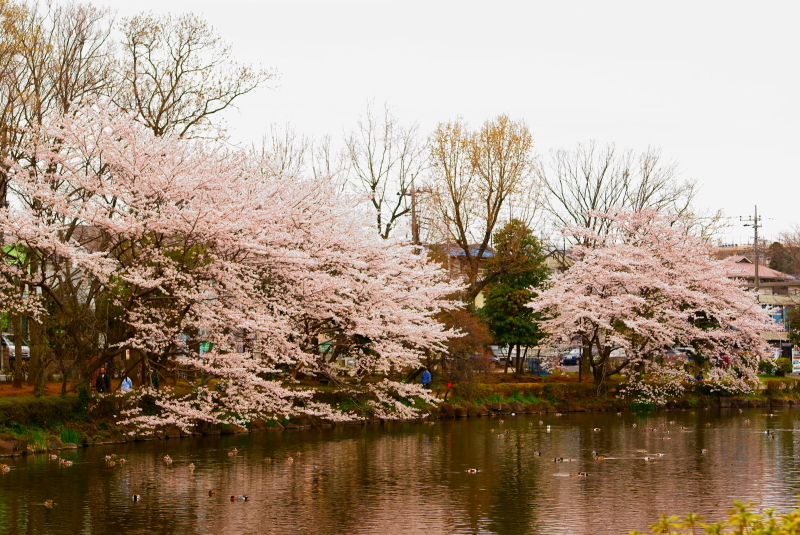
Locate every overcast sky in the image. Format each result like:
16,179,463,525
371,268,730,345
109,0,799,245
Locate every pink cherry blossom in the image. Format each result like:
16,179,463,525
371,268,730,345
0,103,460,430
528,210,770,403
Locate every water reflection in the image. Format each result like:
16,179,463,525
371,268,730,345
1,408,800,534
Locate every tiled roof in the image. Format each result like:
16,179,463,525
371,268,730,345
722,256,794,281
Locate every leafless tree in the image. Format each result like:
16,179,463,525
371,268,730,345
536,141,699,244
1,0,115,200
114,12,276,138
252,122,310,178
251,125,347,197
18,1,115,120
427,115,539,301
0,0,30,212
309,134,346,183
345,102,426,240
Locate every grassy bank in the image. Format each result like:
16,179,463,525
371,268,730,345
2,375,799,456
429,374,800,419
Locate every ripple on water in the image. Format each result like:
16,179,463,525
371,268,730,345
3,409,800,534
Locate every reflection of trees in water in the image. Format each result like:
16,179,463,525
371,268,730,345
3,411,800,534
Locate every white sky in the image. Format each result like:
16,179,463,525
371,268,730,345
108,0,799,244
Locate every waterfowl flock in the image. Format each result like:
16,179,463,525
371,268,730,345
478,409,775,482
2,444,265,509
1,409,779,512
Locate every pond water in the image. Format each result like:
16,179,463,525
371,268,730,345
2,407,800,534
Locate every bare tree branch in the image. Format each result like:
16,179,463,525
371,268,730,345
114,12,276,138
344,102,426,240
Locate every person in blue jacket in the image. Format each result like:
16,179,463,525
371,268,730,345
119,371,133,392
421,367,432,389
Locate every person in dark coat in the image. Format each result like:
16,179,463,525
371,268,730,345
421,367,432,389
95,367,111,393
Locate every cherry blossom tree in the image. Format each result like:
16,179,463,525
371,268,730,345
528,210,770,402
0,103,460,430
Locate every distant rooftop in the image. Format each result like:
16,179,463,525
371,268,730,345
722,255,795,281
423,245,494,258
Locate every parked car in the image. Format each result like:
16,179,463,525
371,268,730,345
562,355,580,366
560,348,580,366
0,332,30,362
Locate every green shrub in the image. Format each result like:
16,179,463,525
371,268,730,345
505,391,544,404
758,360,777,375
60,427,80,444
25,428,49,451
0,396,81,426
775,358,792,376
77,386,90,413
765,380,786,392
338,399,357,412
452,381,597,403
631,499,800,534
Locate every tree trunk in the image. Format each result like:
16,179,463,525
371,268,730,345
11,314,23,389
580,340,592,383
27,318,41,388
592,350,611,386
516,345,529,375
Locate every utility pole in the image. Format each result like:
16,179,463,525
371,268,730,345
410,183,420,246
741,206,762,292
400,183,430,247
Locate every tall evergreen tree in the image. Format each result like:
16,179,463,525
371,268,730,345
479,219,549,374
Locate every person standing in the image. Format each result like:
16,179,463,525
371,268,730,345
119,371,133,392
421,367,432,389
95,367,111,393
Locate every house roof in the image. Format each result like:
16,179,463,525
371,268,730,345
722,256,795,281
448,246,494,258
423,245,494,258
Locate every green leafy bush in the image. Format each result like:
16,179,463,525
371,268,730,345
758,360,777,375
775,358,792,376
0,396,81,426
77,386,90,413
630,499,800,534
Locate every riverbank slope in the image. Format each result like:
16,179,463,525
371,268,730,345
2,375,799,456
